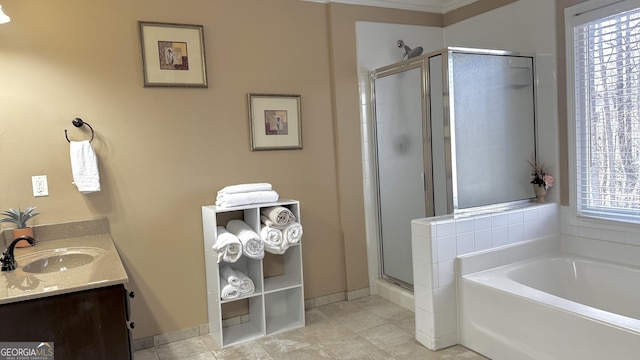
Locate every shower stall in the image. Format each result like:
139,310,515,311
369,47,536,289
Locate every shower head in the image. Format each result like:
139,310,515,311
397,40,423,60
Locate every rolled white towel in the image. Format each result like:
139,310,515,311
226,220,264,259
260,225,287,255
216,191,279,208
217,183,272,197
220,265,241,287
213,226,242,263
283,222,303,244
260,206,296,228
220,277,240,300
237,271,255,295
260,225,283,246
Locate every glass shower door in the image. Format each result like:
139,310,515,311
373,65,430,288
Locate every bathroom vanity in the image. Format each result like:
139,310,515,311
0,221,132,360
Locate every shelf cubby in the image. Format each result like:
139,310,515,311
220,296,264,346
263,245,303,293
265,287,304,335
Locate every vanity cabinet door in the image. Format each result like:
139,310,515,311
0,284,131,360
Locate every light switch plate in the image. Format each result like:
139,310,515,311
32,175,49,197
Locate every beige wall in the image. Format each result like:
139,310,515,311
1,0,343,338
0,0,521,339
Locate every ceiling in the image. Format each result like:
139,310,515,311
303,0,479,13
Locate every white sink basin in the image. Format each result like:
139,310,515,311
18,247,106,274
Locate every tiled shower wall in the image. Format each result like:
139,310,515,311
410,203,559,350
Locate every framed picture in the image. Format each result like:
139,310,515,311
248,94,302,151
138,21,208,88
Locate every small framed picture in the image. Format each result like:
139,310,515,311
248,94,302,151
138,21,208,88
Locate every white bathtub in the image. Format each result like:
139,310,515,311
459,252,640,360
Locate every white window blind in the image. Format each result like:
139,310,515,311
572,1,640,223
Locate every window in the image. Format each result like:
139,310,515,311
569,0,640,223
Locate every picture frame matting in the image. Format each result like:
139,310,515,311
248,94,302,151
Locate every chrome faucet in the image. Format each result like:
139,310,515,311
1,236,35,272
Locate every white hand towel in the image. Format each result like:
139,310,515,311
260,225,283,246
260,225,287,255
69,140,101,194
260,206,296,228
220,277,240,300
213,226,242,263
283,222,303,244
226,220,264,259
220,265,241,287
237,271,255,295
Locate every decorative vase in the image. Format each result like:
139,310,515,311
13,227,34,248
533,184,547,203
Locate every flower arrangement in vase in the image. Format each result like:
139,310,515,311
0,207,40,247
528,158,554,203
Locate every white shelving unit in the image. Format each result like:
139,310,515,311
201,199,304,348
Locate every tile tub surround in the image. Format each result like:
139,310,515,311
411,202,559,350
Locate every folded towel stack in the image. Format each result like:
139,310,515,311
216,183,279,208
212,226,243,263
219,265,255,300
259,206,303,254
226,220,264,259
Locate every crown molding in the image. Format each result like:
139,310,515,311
302,0,477,13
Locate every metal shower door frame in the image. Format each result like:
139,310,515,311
370,55,436,289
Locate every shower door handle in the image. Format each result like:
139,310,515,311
421,173,426,191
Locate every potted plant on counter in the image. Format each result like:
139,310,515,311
528,159,554,203
0,207,40,248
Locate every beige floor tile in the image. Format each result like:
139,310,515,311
357,323,414,350
435,345,490,360
257,329,313,356
209,340,274,360
200,334,222,353
384,339,441,359
297,320,357,344
133,348,159,360
316,334,393,360
316,299,363,319
335,308,388,333
304,307,329,326
392,314,416,335
351,295,389,307
155,337,214,360
272,344,334,360
360,301,414,322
